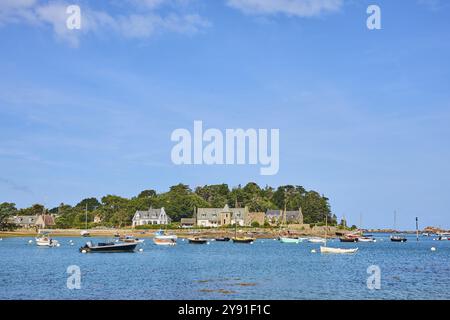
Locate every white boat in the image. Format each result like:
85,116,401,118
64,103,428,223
80,230,90,237
280,237,300,244
319,216,358,254
153,236,177,246
308,238,326,243
35,234,59,247
358,237,375,242
320,246,358,254
153,229,177,246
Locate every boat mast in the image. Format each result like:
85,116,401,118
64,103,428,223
324,214,328,247
85,203,88,230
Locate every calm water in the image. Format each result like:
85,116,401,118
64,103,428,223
0,234,449,300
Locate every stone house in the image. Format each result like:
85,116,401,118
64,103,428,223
132,207,171,227
196,204,249,227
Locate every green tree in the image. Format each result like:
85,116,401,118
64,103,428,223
0,202,17,231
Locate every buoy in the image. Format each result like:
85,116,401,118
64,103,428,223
28,240,33,244
70,243,74,246
250,241,254,244
207,242,210,245
311,249,317,253
139,248,143,252
56,243,61,247
431,247,436,252
81,250,87,253
374,240,377,243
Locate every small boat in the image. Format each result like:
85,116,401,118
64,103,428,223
188,237,208,244
232,237,255,243
113,233,121,238
35,233,59,247
390,235,407,242
80,230,90,237
320,246,358,254
79,241,137,253
358,237,375,242
308,237,326,243
153,237,176,246
340,236,358,243
280,237,300,244
215,237,231,242
319,216,358,254
120,235,145,243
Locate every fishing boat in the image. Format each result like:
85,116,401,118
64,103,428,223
79,241,137,253
35,232,59,247
320,216,358,254
188,237,208,244
215,237,231,242
280,237,300,244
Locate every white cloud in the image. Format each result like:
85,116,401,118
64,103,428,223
0,0,209,46
226,0,343,17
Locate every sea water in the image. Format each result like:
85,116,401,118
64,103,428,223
0,234,449,300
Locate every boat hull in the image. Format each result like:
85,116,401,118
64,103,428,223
153,237,176,246
320,246,358,254
280,237,300,244
232,237,255,243
188,238,208,244
215,237,231,242
340,237,358,243
80,242,137,253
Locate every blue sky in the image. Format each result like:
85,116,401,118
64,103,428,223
1,0,449,229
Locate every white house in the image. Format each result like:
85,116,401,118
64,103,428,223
132,207,171,227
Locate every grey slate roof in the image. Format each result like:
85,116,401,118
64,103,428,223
196,204,246,222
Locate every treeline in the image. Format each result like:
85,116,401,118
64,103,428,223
0,183,337,229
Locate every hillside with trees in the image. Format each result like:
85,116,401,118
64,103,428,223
0,183,336,229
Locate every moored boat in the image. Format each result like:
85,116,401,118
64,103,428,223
320,246,358,254
232,237,255,243
340,236,358,243
358,236,375,242
308,237,326,243
79,241,137,253
35,233,59,247
188,237,208,244
390,235,407,242
80,230,90,237
280,237,300,244
215,237,231,242
153,237,176,246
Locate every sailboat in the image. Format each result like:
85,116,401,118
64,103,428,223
279,193,300,244
390,211,407,242
320,216,358,254
80,204,90,237
358,213,375,242
231,213,255,243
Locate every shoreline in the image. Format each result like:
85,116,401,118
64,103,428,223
0,227,430,239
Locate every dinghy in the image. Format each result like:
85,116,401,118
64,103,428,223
280,237,300,244
320,246,358,254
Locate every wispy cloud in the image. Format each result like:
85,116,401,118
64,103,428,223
226,0,343,17
0,177,33,194
0,0,209,46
